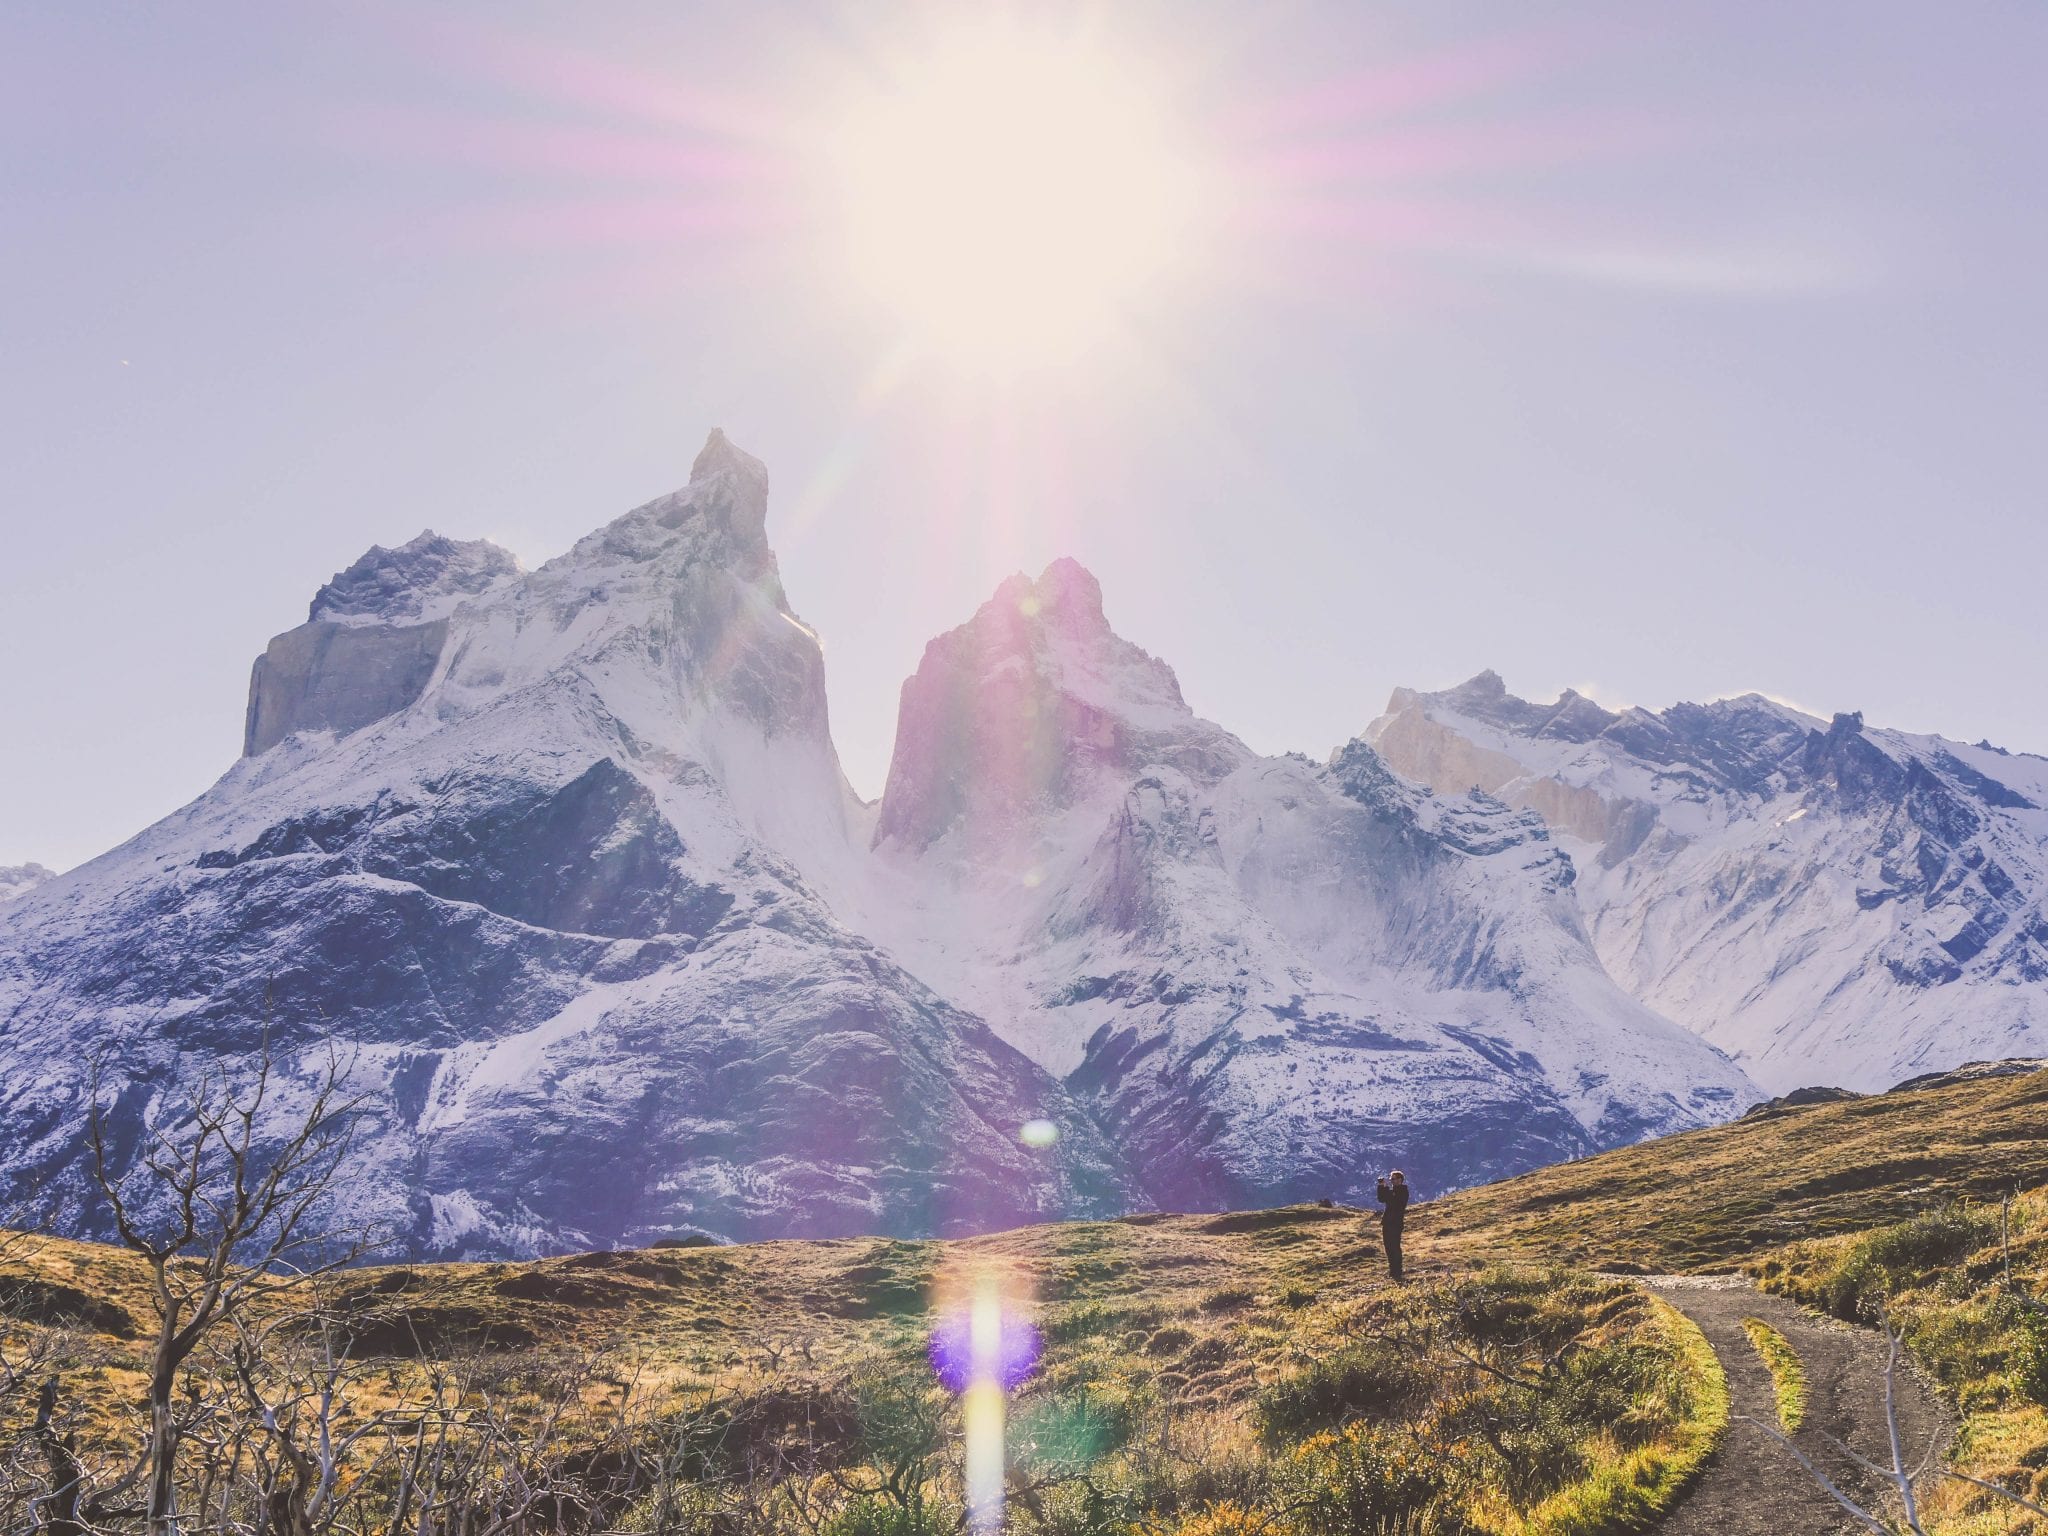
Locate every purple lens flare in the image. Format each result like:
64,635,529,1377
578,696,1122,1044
929,1304,1042,1393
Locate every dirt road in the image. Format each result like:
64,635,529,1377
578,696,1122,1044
1646,1277,1947,1534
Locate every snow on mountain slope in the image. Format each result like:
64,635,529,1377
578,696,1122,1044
863,569,1754,1207
1368,672,2048,1093
0,432,1126,1256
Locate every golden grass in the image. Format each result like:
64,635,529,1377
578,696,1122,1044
0,1226,1715,1535
0,1208,1396,1459
1742,1317,1807,1431
1473,1296,1729,1536
14,1062,2048,1529
1426,1068,2048,1274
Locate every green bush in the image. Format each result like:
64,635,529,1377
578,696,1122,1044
1282,1423,1448,1536
2010,1311,2048,1407
1821,1206,1995,1321
824,1494,956,1536
1255,1338,1433,1445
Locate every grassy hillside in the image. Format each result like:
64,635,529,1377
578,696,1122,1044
0,1210,1723,1535
5,1062,2046,1534
1424,1062,2048,1273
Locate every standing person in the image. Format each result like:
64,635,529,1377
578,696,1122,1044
1375,1170,1411,1281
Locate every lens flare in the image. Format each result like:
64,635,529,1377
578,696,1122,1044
964,1282,1005,1529
963,1377,1004,1529
1020,1118,1059,1148
829,17,1201,371
930,1273,1042,1532
928,1283,1041,1393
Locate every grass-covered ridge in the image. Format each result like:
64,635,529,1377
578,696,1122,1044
1425,1063,2048,1273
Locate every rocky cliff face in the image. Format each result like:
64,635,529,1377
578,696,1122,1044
873,559,1245,856
1368,675,2048,1091
242,533,522,756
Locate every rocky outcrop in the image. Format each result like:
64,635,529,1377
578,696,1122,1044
242,531,522,756
873,558,1244,854
310,532,521,629
244,617,450,756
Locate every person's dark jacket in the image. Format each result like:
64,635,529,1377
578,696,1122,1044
1375,1178,1410,1227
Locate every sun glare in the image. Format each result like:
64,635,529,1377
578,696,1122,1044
831,22,1199,371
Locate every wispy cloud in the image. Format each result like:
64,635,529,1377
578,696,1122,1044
1564,679,1633,710
1707,687,1829,720
1511,234,1883,299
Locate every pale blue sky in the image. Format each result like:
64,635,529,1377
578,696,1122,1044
4,4,2046,871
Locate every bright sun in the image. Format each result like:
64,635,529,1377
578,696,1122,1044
831,21,1199,371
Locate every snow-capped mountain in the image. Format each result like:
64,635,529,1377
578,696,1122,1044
1368,673,2048,1092
0,865,53,904
0,433,1757,1257
0,433,1126,1256
862,565,1752,1208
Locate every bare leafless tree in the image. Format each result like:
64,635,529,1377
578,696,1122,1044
83,1042,373,1536
1745,1323,2048,1535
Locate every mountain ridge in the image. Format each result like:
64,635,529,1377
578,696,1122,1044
29,432,2038,1254
1368,671,2048,1093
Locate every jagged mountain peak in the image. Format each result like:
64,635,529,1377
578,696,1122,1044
309,531,522,629
567,432,777,580
690,426,769,494
1712,689,1810,716
245,429,825,765
1381,672,1845,789
873,560,1245,854
1397,672,1620,748
963,557,1193,723
993,556,1109,628
966,560,1120,674
1449,668,1510,704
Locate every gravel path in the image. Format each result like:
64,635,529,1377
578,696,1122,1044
1644,1278,1948,1534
